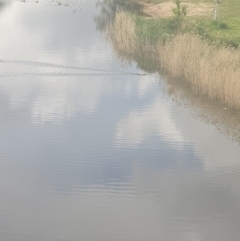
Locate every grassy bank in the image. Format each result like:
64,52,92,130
108,11,240,109
132,0,240,47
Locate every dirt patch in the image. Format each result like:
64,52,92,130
140,1,213,18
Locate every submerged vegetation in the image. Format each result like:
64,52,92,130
107,10,240,109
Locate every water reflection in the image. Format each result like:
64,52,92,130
0,1,240,241
94,0,142,31
116,98,185,147
0,0,238,199
20,0,38,3
164,77,240,147
46,0,82,12
0,0,9,12
97,3,240,152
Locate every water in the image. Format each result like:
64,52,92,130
0,1,240,240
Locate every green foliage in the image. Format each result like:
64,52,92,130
132,0,240,48
135,17,184,44
135,16,206,45
172,0,187,17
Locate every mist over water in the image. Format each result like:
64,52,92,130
0,1,240,241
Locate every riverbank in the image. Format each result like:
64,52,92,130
131,0,240,47
139,1,213,19
107,11,240,110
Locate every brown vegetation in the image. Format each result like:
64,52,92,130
108,12,136,56
108,12,240,110
158,34,240,109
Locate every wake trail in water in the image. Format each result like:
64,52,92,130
0,72,146,77
0,59,147,76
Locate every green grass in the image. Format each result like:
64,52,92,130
196,0,240,47
134,0,240,47
135,17,182,43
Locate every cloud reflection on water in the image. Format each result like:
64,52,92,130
116,98,185,147
0,1,240,241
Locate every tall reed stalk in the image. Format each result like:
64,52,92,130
158,35,240,109
107,12,136,57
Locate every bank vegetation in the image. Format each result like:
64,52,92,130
107,10,240,110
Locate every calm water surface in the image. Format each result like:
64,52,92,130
0,1,240,240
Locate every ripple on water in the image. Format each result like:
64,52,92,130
0,1,240,241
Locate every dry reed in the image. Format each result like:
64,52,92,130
109,12,240,109
107,12,136,57
159,35,240,109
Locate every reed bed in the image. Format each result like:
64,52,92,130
159,35,240,109
107,12,136,57
109,12,240,110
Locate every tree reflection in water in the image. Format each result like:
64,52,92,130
20,0,38,3
0,1,9,12
45,0,82,12
95,0,142,31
